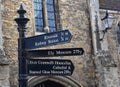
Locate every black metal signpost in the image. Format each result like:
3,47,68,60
15,5,29,87
15,4,84,87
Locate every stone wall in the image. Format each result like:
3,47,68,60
0,0,9,87
94,9,120,87
104,11,120,87
58,0,95,86
1,0,34,86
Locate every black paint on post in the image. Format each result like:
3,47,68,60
15,4,29,87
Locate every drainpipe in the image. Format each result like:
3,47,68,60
88,0,98,55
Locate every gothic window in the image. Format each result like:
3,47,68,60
33,0,59,33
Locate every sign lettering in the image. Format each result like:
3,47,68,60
27,59,74,76
25,30,72,50
27,48,84,58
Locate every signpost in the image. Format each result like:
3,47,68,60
27,59,74,76
27,48,84,58
15,5,84,87
15,5,29,87
25,30,72,50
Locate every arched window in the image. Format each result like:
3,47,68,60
33,0,60,33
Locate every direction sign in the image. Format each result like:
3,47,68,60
27,48,84,58
27,59,74,76
25,30,72,50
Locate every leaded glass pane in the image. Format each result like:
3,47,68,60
48,20,56,27
49,28,56,32
36,26,44,32
46,0,53,4
34,3,42,10
47,0,56,32
35,19,43,26
47,5,54,12
34,0,42,3
35,11,43,18
48,12,55,19
34,0,44,32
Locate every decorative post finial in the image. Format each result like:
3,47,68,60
14,4,29,31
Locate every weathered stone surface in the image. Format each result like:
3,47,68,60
0,49,9,64
0,66,9,87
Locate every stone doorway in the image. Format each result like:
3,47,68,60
28,76,83,87
34,80,65,87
